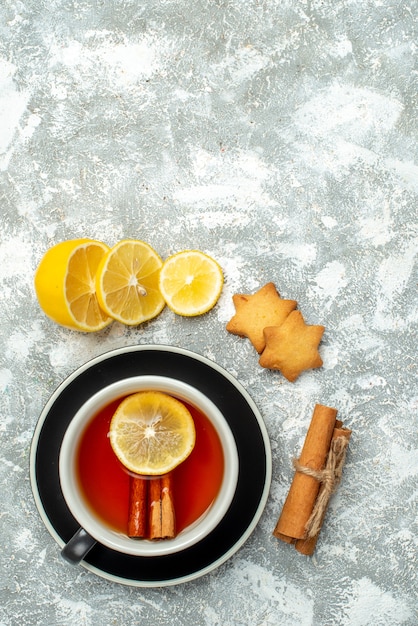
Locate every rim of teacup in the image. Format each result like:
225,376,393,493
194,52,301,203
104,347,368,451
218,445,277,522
59,375,239,557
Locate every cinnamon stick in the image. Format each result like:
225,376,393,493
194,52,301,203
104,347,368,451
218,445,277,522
294,425,351,555
273,404,351,554
128,475,148,538
274,404,337,541
149,473,176,540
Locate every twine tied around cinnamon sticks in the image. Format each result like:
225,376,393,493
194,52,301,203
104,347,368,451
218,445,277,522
292,434,349,539
273,404,351,555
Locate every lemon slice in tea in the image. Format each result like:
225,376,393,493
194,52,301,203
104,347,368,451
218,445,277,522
109,391,196,475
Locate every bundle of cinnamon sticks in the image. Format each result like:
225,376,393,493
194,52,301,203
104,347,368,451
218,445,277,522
273,404,351,555
128,473,176,540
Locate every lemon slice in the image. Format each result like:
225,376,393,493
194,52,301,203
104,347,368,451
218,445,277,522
34,239,113,332
159,250,223,316
95,239,166,325
109,391,196,475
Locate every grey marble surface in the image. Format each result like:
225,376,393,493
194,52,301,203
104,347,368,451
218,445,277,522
1,1,417,624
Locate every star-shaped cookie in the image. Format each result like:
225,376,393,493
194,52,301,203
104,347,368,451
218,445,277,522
259,310,325,382
226,282,297,353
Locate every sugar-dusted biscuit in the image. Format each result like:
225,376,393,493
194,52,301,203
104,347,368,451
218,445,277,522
259,310,325,382
226,282,297,353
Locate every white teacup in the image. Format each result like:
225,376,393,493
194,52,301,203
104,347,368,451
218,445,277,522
59,376,239,561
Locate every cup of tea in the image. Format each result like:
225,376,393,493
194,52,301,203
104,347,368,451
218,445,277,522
59,375,239,562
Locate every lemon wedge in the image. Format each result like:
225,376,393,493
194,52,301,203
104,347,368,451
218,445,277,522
34,238,113,332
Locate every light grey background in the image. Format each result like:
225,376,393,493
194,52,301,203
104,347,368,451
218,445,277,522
1,1,417,624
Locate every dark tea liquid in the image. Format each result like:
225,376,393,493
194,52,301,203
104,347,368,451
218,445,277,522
76,396,225,536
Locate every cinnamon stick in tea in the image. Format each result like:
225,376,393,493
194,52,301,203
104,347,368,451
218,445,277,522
273,404,351,554
149,473,176,540
127,475,148,538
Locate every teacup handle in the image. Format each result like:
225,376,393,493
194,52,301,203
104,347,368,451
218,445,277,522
61,527,97,564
